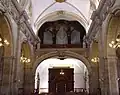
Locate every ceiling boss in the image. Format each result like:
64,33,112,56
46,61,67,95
55,0,66,3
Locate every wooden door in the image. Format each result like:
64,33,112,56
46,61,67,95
56,81,66,93
49,68,74,93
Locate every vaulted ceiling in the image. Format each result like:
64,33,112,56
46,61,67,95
31,0,100,33
18,0,101,33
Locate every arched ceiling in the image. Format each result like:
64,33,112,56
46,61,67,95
17,0,101,33
31,0,100,33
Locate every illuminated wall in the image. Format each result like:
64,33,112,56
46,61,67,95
35,58,89,93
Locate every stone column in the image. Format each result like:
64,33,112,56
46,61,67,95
117,58,120,93
12,20,21,95
99,57,109,95
0,47,4,95
0,56,15,95
98,26,110,95
24,67,34,95
107,56,119,95
98,29,119,95
8,57,16,95
89,66,99,95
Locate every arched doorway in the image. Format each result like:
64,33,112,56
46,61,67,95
0,14,13,95
34,57,89,94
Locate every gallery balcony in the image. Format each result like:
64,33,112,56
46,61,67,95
40,44,83,49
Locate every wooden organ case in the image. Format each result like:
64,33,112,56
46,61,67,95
49,68,74,94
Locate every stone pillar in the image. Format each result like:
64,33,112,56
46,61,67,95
117,58,120,93
107,56,119,95
99,57,109,95
0,57,15,95
89,66,99,95
8,57,16,95
0,47,4,95
24,67,34,95
99,37,119,95
98,26,110,95
32,73,36,94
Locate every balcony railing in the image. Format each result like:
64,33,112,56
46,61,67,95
40,44,82,48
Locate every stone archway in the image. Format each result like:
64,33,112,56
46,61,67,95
104,10,120,95
106,16,120,95
0,14,13,95
35,11,88,34
34,51,92,73
33,50,95,94
89,41,100,94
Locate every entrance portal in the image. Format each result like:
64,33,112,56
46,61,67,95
49,68,74,93
35,58,89,94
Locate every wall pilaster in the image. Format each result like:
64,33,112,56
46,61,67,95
107,56,119,95
89,66,99,95
98,26,109,95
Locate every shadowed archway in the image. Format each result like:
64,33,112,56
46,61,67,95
0,14,13,95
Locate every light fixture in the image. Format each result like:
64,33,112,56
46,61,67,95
91,57,99,63
55,0,66,3
0,38,2,41
60,69,64,75
109,19,120,49
58,57,66,60
109,34,120,48
0,43,3,46
4,39,9,45
20,54,31,63
0,37,10,47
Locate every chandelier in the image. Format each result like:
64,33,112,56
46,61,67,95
0,37,9,47
91,57,99,63
20,54,31,63
60,69,64,75
109,34,120,48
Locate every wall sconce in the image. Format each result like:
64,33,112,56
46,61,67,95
60,69,64,75
20,54,31,63
109,34,120,48
0,37,10,47
91,57,99,63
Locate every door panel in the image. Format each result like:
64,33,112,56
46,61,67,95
56,81,66,92
49,68,74,93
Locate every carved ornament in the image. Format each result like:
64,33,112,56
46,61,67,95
55,0,66,3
